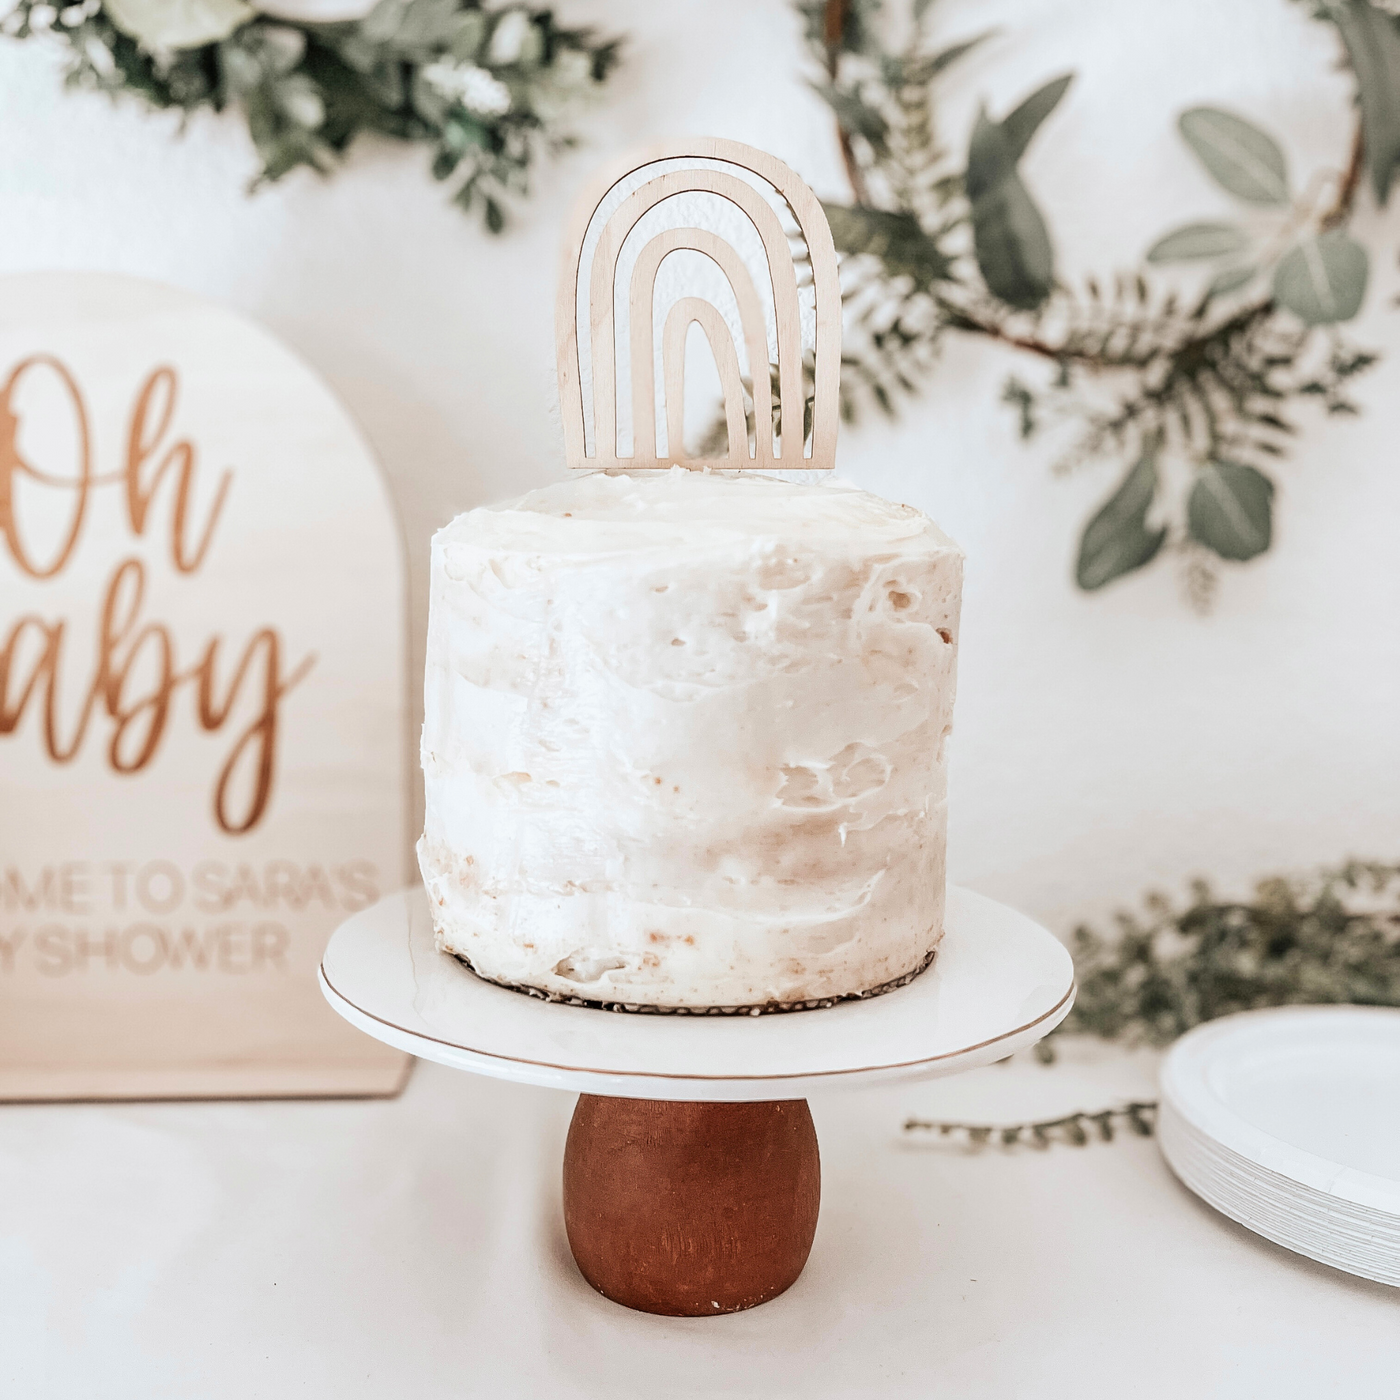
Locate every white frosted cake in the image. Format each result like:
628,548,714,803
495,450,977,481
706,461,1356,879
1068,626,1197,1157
417,468,963,1011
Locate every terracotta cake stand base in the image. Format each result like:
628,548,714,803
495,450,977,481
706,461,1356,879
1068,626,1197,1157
318,886,1074,1318
563,1096,820,1315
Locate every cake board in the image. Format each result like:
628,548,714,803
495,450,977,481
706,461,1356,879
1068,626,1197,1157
319,886,1075,1316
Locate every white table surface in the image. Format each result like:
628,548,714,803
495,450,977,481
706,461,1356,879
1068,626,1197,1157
3,1041,1395,1399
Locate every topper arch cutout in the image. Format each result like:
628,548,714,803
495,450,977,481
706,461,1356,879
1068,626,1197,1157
556,138,841,471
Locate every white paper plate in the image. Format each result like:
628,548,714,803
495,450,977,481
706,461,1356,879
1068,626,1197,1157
1159,1006,1400,1286
319,885,1075,1100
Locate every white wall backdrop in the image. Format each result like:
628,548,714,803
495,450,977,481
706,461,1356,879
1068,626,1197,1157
3,0,1397,932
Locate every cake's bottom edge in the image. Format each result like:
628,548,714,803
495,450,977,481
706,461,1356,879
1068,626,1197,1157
444,940,941,1016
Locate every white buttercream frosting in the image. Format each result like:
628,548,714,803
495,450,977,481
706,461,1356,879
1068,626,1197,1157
417,468,963,1008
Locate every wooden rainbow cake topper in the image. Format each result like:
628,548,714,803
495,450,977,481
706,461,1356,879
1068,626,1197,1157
556,137,840,472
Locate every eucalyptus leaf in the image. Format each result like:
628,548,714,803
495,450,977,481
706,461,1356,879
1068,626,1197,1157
219,43,262,92
1207,263,1257,297
1145,221,1249,263
972,167,1055,310
899,29,994,86
442,114,488,154
810,81,890,157
1333,0,1400,205
1178,107,1289,206
1272,231,1368,325
410,66,450,124
276,74,325,130
447,10,486,61
316,57,401,146
332,34,377,74
1188,460,1274,561
259,25,306,76
361,0,406,46
964,78,1067,311
1075,452,1166,590
394,0,467,52
362,57,406,110
1000,73,1072,165
965,105,1013,200
104,0,252,50
823,204,955,288
925,30,993,78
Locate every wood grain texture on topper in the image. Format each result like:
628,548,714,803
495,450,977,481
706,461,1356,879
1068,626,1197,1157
629,227,764,462
555,137,840,471
562,1094,821,1315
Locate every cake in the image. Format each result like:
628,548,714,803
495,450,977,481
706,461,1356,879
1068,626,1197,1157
417,467,963,1011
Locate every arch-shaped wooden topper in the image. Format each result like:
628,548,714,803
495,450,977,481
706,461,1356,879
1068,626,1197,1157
556,138,841,471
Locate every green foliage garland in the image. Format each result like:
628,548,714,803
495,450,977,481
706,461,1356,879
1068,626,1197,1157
808,0,1400,602
904,861,1400,1149
1049,859,1400,1053
2,0,623,231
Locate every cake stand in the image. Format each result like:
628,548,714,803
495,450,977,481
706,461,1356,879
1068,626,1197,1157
319,885,1074,1316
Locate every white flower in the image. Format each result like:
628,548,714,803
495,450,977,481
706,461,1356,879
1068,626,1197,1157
253,0,377,22
423,60,511,117
27,3,57,28
103,0,254,49
485,7,529,64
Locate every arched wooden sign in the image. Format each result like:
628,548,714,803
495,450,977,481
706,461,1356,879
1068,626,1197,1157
556,137,842,471
0,273,411,1100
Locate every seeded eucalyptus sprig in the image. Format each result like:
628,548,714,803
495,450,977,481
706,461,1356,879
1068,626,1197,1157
2,0,623,231
809,0,1400,601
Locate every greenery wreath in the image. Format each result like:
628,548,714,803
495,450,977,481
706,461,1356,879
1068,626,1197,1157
808,0,1399,602
2,0,623,231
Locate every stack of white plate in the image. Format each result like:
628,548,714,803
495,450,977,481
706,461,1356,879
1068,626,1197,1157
1159,1006,1400,1287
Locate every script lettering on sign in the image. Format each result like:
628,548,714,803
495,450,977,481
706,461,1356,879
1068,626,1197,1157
0,356,315,834
0,272,409,1100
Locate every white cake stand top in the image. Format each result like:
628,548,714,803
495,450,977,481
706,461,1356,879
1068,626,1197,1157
319,886,1074,1101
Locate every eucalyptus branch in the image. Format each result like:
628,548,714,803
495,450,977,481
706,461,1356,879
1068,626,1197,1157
822,0,872,207
2,0,625,232
906,103,1363,368
1321,118,1367,229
